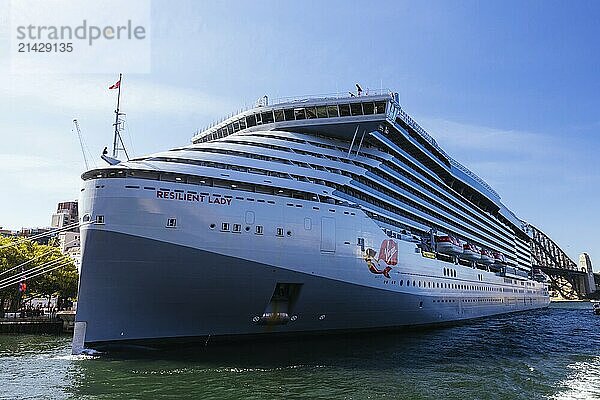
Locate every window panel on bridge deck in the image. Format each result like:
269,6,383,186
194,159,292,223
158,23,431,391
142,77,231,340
327,105,339,117
294,108,306,120
339,104,351,116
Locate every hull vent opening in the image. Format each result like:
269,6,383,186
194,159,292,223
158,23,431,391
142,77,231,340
257,283,303,326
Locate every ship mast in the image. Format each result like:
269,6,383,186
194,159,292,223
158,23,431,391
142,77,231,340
112,73,130,160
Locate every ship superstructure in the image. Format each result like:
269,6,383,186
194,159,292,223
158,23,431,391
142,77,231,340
73,90,549,351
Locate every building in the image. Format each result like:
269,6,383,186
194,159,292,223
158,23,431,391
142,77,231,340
51,201,79,232
58,231,82,272
0,227,14,236
52,201,81,271
19,227,53,245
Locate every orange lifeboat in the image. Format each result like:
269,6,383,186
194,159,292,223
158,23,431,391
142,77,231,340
480,249,494,265
493,252,507,265
435,235,463,255
461,243,481,261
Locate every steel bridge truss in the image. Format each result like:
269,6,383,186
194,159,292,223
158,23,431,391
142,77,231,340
528,224,584,299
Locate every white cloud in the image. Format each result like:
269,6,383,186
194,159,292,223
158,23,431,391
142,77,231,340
421,118,555,157
0,74,235,117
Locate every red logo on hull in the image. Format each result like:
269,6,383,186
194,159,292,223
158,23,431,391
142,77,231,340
363,239,398,278
378,239,398,266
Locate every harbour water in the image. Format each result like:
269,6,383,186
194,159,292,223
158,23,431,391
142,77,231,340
1,302,598,400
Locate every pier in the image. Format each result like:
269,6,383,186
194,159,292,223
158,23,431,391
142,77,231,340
0,311,75,335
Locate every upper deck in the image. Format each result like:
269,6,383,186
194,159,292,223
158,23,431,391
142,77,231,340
193,92,509,193
190,90,529,235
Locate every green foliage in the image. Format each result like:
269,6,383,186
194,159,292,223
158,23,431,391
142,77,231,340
0,235,79,306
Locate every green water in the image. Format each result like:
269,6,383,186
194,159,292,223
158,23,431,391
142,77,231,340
1,303,599,399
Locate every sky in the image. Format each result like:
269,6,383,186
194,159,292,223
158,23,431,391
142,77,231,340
0,0,599,268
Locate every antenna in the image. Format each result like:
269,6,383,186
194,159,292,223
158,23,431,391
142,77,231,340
72,119,90,170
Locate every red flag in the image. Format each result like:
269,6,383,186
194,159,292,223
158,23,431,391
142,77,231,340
109,80,121,90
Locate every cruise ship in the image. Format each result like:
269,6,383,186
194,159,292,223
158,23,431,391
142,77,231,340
73,89,549,351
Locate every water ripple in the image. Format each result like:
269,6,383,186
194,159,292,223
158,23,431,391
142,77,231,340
0,302,599,399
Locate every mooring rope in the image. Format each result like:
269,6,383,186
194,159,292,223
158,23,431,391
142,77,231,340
0,255,73,288
0,221,91,250
0,237,81,278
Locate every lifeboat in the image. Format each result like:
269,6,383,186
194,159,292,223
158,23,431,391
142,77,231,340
461,243,481,261
480,249,494,265
493,252,507,265
435,235,462,255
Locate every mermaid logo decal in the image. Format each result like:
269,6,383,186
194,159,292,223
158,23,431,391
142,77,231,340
363,239,398,278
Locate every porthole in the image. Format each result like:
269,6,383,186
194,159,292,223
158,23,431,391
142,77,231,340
209,224,216,229
83,214,91,223
286,230,292,236
245,226,251,232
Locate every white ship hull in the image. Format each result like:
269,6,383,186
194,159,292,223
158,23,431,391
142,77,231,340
75,177,549,349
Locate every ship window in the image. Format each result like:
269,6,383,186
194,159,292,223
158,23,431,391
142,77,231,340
233,224,242,233
327,105,339,118
316,106,327,118
284,109,295,121
339,104,351,116
276,227,284,237
166,218,177,228
255,225,263,235
221,223,230,232
306,107,317,119
294,108,306,120
412,280,416,287
246,115,257,127
83,214,91,223
362,102,375,115
233,120,240,132
350,103,363,116
95,215,105,224
239,118,247,130
262,111,274,124
274,110,285,122
375,101,387,114
399,280,403,286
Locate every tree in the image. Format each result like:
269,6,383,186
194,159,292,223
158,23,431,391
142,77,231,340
0,235,79,314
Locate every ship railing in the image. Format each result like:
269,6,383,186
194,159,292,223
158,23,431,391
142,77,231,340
390,99,501,200
450,159,501,199
194,89,395,137
267,88,393,107
194,89,502,200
